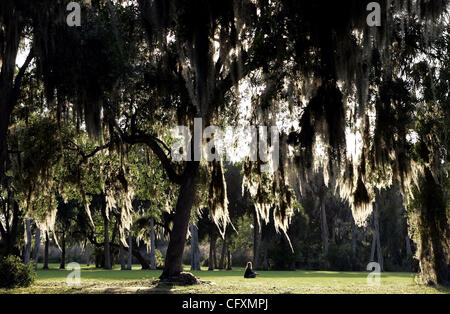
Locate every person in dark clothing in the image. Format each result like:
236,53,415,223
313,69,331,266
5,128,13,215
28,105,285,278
244,261,258,278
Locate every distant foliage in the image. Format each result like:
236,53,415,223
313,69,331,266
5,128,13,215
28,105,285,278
0,256,36,289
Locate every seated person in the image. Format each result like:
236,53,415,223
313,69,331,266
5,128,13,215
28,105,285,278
244,262,258,278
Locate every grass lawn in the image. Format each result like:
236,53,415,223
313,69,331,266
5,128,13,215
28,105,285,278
1,264,449,294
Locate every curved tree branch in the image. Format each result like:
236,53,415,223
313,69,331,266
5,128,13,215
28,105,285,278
122,133,183,185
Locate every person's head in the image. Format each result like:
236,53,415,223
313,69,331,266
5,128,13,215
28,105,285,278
246,262,253,270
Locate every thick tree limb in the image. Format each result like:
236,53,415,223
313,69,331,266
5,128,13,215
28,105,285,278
11,47,34,111
122,133,183,185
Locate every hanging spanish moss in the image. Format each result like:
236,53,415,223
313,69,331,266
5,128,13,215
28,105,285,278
284,0,449,227
102,150,135,247
208,160,230,239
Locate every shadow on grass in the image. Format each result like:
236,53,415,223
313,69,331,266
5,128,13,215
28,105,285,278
138,282,176,294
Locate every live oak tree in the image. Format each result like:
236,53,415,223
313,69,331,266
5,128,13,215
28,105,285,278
1,0,448,285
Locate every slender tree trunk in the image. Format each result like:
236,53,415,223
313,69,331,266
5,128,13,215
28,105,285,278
160,162,199,280
375,222,383,272
0,115,9,175
43,232,49,270
208,232,217,271
370,218,377,263
102,208,112,270
32,228,41,270
24,218,32,264
127,231,132,270
190,222,201,271
150,218,156,270
60,231,66,269
219,235,227,270
373,204,383,271
120,242,126,270
253,211,262,270
213,241,218,269
351,222,357,270
320,200,329,268
86,245,90,266
370,229,377,260
226,248,232,270
262,238,269,271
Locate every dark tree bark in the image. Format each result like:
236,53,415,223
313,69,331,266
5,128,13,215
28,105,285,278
213,245,218,268
370,204,383,271
208,230,217,271
375,205,383,271
43,232,49,269
0,3,33,174
226,248,232,270
160,162,199,279
351,222,357,270
127,231,133,270
416,169,450,285
102,202,112,270
0,199,21,256
120,242,127,270
320,200,329,267
190,222,201,271
262,238,269,271
0,8,20,173
149,218,156,270
59,231,66,269
219,235,227,270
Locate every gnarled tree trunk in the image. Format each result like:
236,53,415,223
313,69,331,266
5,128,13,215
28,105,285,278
160,162,199,279
415,169,450,285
